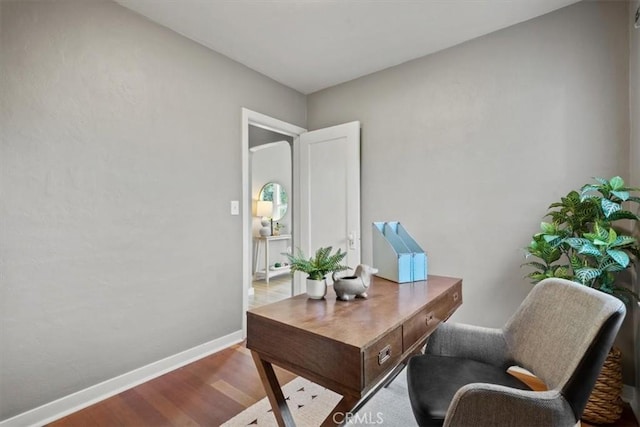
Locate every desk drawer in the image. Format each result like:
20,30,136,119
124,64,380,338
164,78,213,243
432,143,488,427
363,325,402,387
402,282,461,351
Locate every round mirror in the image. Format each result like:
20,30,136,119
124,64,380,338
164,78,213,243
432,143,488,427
258,182,288,221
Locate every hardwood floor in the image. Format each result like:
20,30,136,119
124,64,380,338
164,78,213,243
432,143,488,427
49,343,295,427
39,275,640,426
248,276,291,310
50,279,294,426
47,340,639,426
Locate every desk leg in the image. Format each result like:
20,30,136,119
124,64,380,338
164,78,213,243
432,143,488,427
251,351,295,427
319,394,360,427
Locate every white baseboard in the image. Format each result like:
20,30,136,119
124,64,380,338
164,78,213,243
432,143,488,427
0,330,243,427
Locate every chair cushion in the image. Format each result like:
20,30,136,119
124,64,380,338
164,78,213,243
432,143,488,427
407,354,531,426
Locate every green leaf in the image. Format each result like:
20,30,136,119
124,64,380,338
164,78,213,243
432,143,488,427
592,239,607,247
612,235,637,248
526,272,548,283
564,191,582,203
583,232,598,241
594,223,609,241
569,254,583,270
607,211,640,221
576,267,601,283
553,266,571,278
542,234,560,243
564,237,590,249
581,184,600,195
607,228,617,245
597,283,615,294
580,191,600,202
521,261,549,271
606,249,629,268
540,222,556,234
578,244,602,257
601,199,621,218
593,177,609,185
600,258,627,272
609,176,624,190
611,190,629,201
286,246,347,279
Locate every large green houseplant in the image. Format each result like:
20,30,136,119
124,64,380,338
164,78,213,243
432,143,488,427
522,176,639,423
523,176,639,302
285,246,348,299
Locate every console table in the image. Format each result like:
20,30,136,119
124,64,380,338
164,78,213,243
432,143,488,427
247,275,462,426
254,234,291,284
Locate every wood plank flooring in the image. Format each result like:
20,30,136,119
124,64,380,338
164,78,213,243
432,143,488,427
248,276,291,310
39,275,640,426
51,279,294,426
48,344,295,427
47,340,639,426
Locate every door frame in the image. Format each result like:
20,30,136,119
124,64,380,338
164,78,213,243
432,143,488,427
241,108,306,336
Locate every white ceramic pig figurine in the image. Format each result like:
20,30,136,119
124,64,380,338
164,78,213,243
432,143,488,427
332,264,378,301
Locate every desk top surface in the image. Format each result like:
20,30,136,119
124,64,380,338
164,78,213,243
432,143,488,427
247,275,461,349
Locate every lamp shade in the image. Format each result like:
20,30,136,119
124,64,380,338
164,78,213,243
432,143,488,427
256,200,273,218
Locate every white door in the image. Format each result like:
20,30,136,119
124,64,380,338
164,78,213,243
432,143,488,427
296,121,360,293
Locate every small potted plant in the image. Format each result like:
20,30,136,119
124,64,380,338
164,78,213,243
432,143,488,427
522,175,639,423
285,246,348,299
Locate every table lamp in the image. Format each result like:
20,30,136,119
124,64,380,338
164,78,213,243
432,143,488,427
256,200,273,236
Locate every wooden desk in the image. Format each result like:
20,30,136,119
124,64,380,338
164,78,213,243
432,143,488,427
247,275,462,426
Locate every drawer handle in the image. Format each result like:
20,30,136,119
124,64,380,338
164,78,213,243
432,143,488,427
425,311,436,326
378,345,392,365
452,291,459,302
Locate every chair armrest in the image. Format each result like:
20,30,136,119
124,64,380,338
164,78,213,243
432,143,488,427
444,384,576,427
425,323,509,367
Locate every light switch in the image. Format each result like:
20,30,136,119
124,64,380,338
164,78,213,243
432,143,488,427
230,200,239,215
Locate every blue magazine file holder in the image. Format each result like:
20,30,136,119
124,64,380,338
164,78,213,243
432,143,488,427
372,222,427,283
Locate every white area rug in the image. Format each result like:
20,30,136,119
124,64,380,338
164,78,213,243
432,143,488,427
222,369,418,426
221,377,341,426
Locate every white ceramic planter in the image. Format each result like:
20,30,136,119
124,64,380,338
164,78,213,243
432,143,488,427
306,278,327,299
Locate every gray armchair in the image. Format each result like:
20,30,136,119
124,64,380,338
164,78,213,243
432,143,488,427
407,278,626,427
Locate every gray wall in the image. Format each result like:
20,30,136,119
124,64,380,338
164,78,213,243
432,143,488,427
629,0,640,416
308,1,630,329
0,0,305,420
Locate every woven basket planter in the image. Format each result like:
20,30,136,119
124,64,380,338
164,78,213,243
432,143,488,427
581,347,624,425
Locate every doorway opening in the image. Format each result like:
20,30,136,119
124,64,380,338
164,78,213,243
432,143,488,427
241,110,362,337
249,137,292,309
241,109,306,335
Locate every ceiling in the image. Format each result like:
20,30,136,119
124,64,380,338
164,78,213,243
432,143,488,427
116,0,581,94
